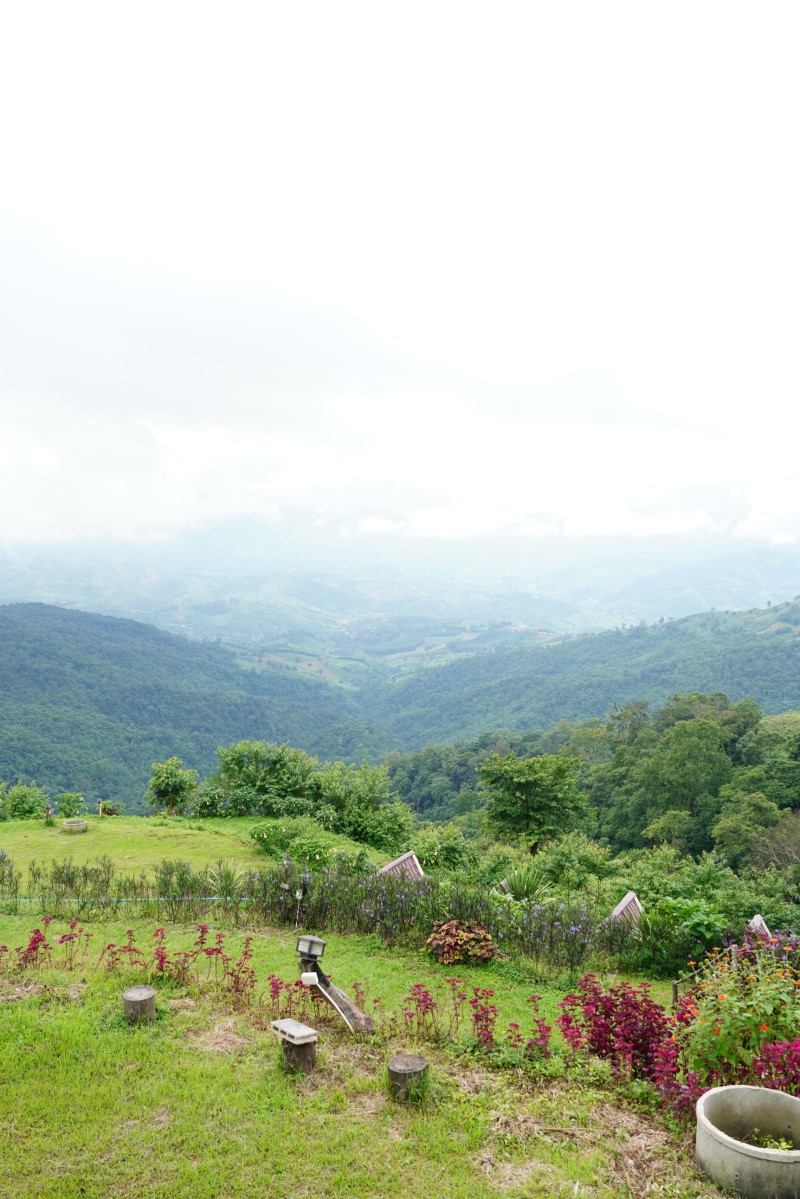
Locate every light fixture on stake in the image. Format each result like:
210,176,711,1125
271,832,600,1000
296,934,330,987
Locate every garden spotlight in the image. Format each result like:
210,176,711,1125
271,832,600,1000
296,934,330,987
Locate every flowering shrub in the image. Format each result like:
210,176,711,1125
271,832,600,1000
752,1038,800,1092
525,993,552,1059
673,937,800,1086
426,919,498,966
558,933,800,1120
469,986,498,1049
557,974,669,1081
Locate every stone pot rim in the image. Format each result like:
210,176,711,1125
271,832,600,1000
697,1085,800,1162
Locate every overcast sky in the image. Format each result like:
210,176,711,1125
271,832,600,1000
1,1,799,550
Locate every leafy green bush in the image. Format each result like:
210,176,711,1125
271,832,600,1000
615,897,728,978
0,781,50,820
327,846,370,874
285,832,337,870
250,818,372,872
56,792,85,818
250,817,327,857
467,845,521,888
335,800,413,855
412,822,476,872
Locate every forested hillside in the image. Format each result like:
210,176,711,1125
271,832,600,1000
2,600,800,806
0,604,374,804
367,602,800,746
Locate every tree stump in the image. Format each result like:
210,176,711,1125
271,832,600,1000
281,1040,317,1073
123,985,156,1024
387,1053,429,1101
271,1018,319,1074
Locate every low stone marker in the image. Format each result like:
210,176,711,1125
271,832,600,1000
387,1053,429,1102
123,985,156,1024
271,1017,319,1073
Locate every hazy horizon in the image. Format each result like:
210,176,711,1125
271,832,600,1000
2,4,799,564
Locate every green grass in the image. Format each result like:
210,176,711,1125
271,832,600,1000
0,816,265,874
0,914,722,1199
0,816,386,877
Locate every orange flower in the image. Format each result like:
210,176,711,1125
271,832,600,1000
713,1027,721,1034
760,1024,769,1031
718,994,726,1001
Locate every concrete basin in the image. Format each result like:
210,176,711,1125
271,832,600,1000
696,1085,800,1198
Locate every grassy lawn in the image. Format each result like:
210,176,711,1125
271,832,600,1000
0,915,722,1199
0,817,386,877
0,816,266,874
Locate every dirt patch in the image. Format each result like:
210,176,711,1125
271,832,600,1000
185,1019,251,1053
482,1095,715,1198
455,1066,497,1095
490,1110,592,1145
489,1158,584,1195
594,1100,670,1153
595,1103,704,1199
168,997,196,1011
0,979,41,1003
65,982,86,1001
121,1108,171,1133
347,1091,387,1117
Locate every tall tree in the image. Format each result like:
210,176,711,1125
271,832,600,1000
145,757,199,817
479,753,584,854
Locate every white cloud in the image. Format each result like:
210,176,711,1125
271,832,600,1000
0,2,799,548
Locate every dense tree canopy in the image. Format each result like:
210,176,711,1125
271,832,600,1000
479,752,584,853
145,757,199,816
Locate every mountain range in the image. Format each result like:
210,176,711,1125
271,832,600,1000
2,597,800,810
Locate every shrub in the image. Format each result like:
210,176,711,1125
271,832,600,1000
677,936,800,1085
426,919,498,966
335,800,414,855
285,832,337,870
0,781,50,820
615,898,728,979
56,792,85,818
557,974,670,1081
412,823,476,872
752,1038,800,1093
468,845,520,888
251,817,328,858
